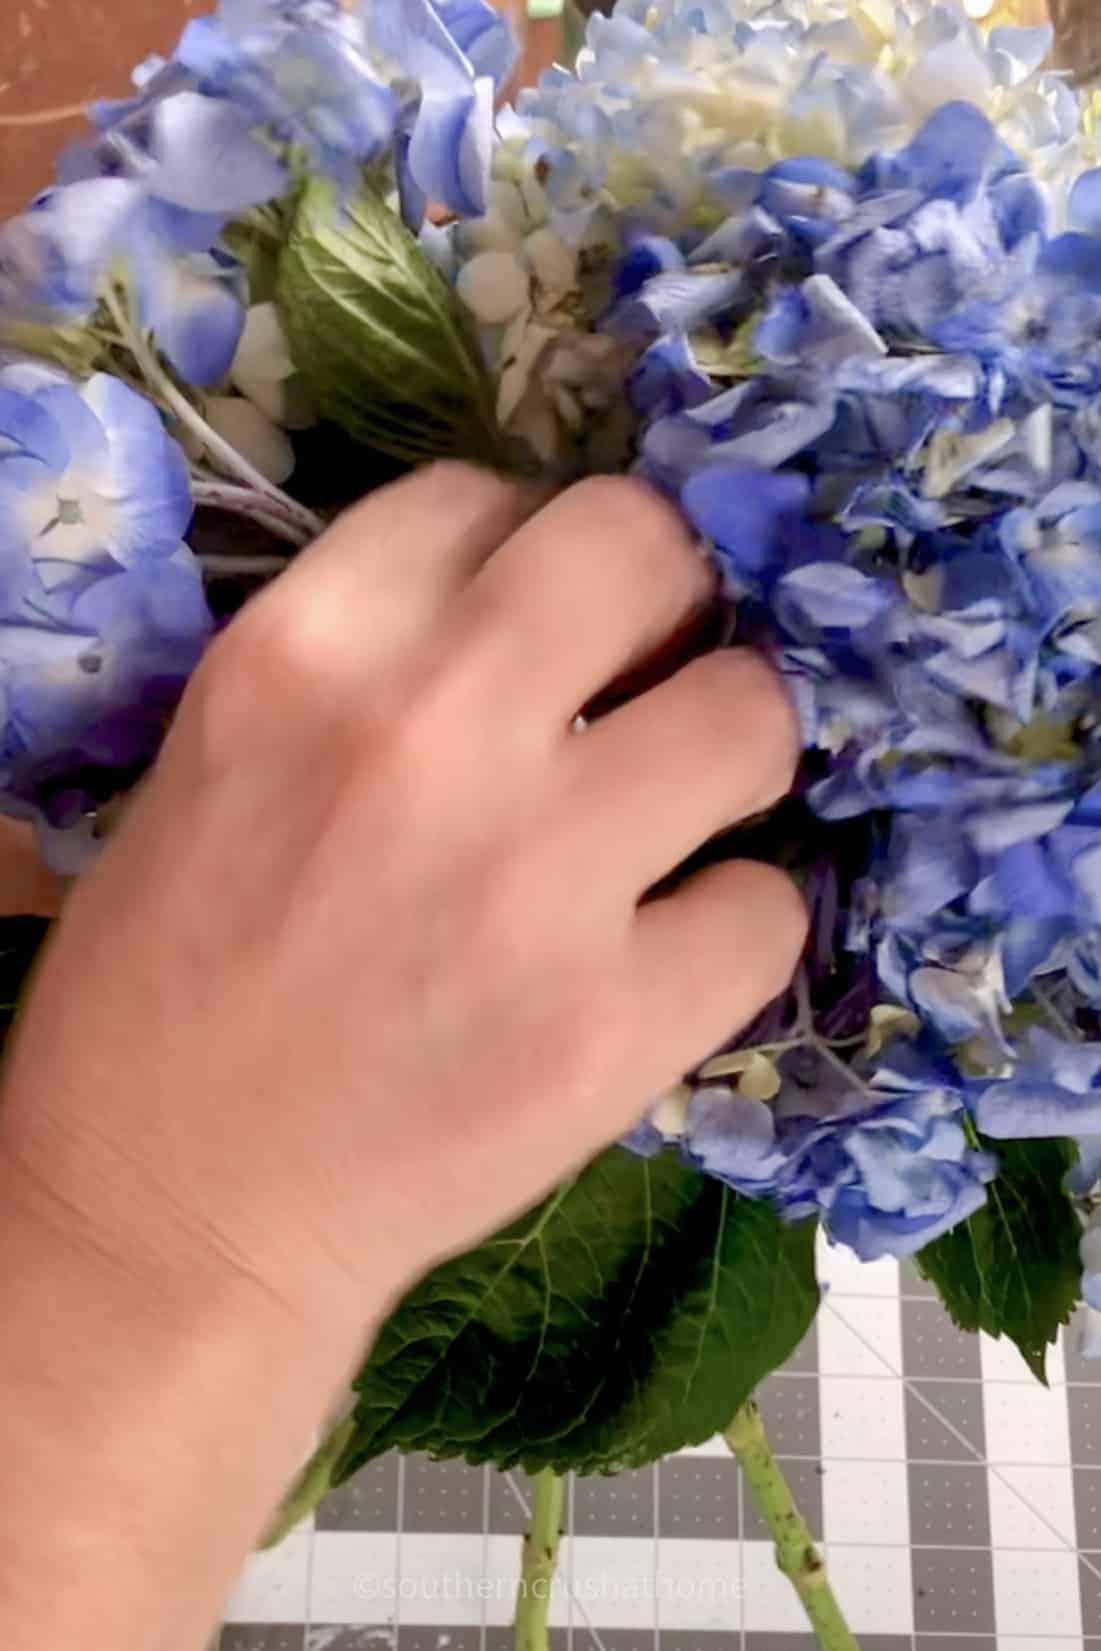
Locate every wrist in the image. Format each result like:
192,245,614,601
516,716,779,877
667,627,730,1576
0,1026,412,1349
0,1143,381,1651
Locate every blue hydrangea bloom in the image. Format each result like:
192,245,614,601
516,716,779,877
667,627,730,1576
551,2,1101,1293
0,366,193,587
679,1090,790,1198
0,366,210,846
175,0,397,197
777,1074,999,1263
177,0,514,221
0,551,213,788
368,0,515,221
85,84,289,216
972,1028,1101,1147
673,1044,997,1262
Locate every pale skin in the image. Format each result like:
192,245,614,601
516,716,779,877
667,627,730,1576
0,464,806,1651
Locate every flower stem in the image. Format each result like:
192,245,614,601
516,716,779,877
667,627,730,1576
190,477,314,549
725,1401,859,1651
199,554,290,579
103,287,325,546
515,1469,564,1651
259,1416,358,1549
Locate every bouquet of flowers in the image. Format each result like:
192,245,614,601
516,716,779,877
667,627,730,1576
3,0,1101,1643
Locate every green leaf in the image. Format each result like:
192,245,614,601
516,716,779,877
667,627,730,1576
335,1147,819,1481
916,1137,1082,1382
221,223,282,308
0,318,104,377
276,178,500,466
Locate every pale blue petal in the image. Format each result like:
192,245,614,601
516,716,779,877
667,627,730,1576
371,0,479,90
606,269,748,340
134,244,246,387
77,376,193,565
777,563,891,632
644,381,837,487
681,1092,787,1196
0,384,70,474
1040,233,1101,288
144,92,287,214
680,466,811,583
976,1080,1101,1139
429,0,517,84
408,79,494,218
757,274,884,369
629,334,712,420
0,179,145,316
893,103,998,204
989,24,1054,77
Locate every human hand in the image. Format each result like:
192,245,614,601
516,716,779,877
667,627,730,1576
0,465,805,1335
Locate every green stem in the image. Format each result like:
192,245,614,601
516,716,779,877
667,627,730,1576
725,1402,859,1651
514,1469,564,1651
260,1415,357,1549
190,477,314,548
102,287,325,545
199,553,289,579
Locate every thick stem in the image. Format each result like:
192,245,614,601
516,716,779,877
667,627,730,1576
260,1416,357,1549
103,289,325,545
514,1469,564,1651
725,1402,859,1651
190,478,314,549
199,554,289,579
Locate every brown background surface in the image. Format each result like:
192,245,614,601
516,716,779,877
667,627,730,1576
0,0,201,215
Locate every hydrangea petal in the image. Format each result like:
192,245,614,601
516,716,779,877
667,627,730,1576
142,92,287,215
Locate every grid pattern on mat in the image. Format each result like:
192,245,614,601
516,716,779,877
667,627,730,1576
218,1236,1101,1651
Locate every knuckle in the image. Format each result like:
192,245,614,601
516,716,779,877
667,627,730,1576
184,598,342,762
214,604,323,700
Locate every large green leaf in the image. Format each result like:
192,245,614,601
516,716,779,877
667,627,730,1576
276,178,500,466
335,1147,819,1481
917,1137,1082,1382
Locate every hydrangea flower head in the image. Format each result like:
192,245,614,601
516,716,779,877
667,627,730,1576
431,0,1101,1282
0,366,211,847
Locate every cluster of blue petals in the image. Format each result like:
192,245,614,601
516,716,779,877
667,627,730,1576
0,365,211,853
509,12,1101,1271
